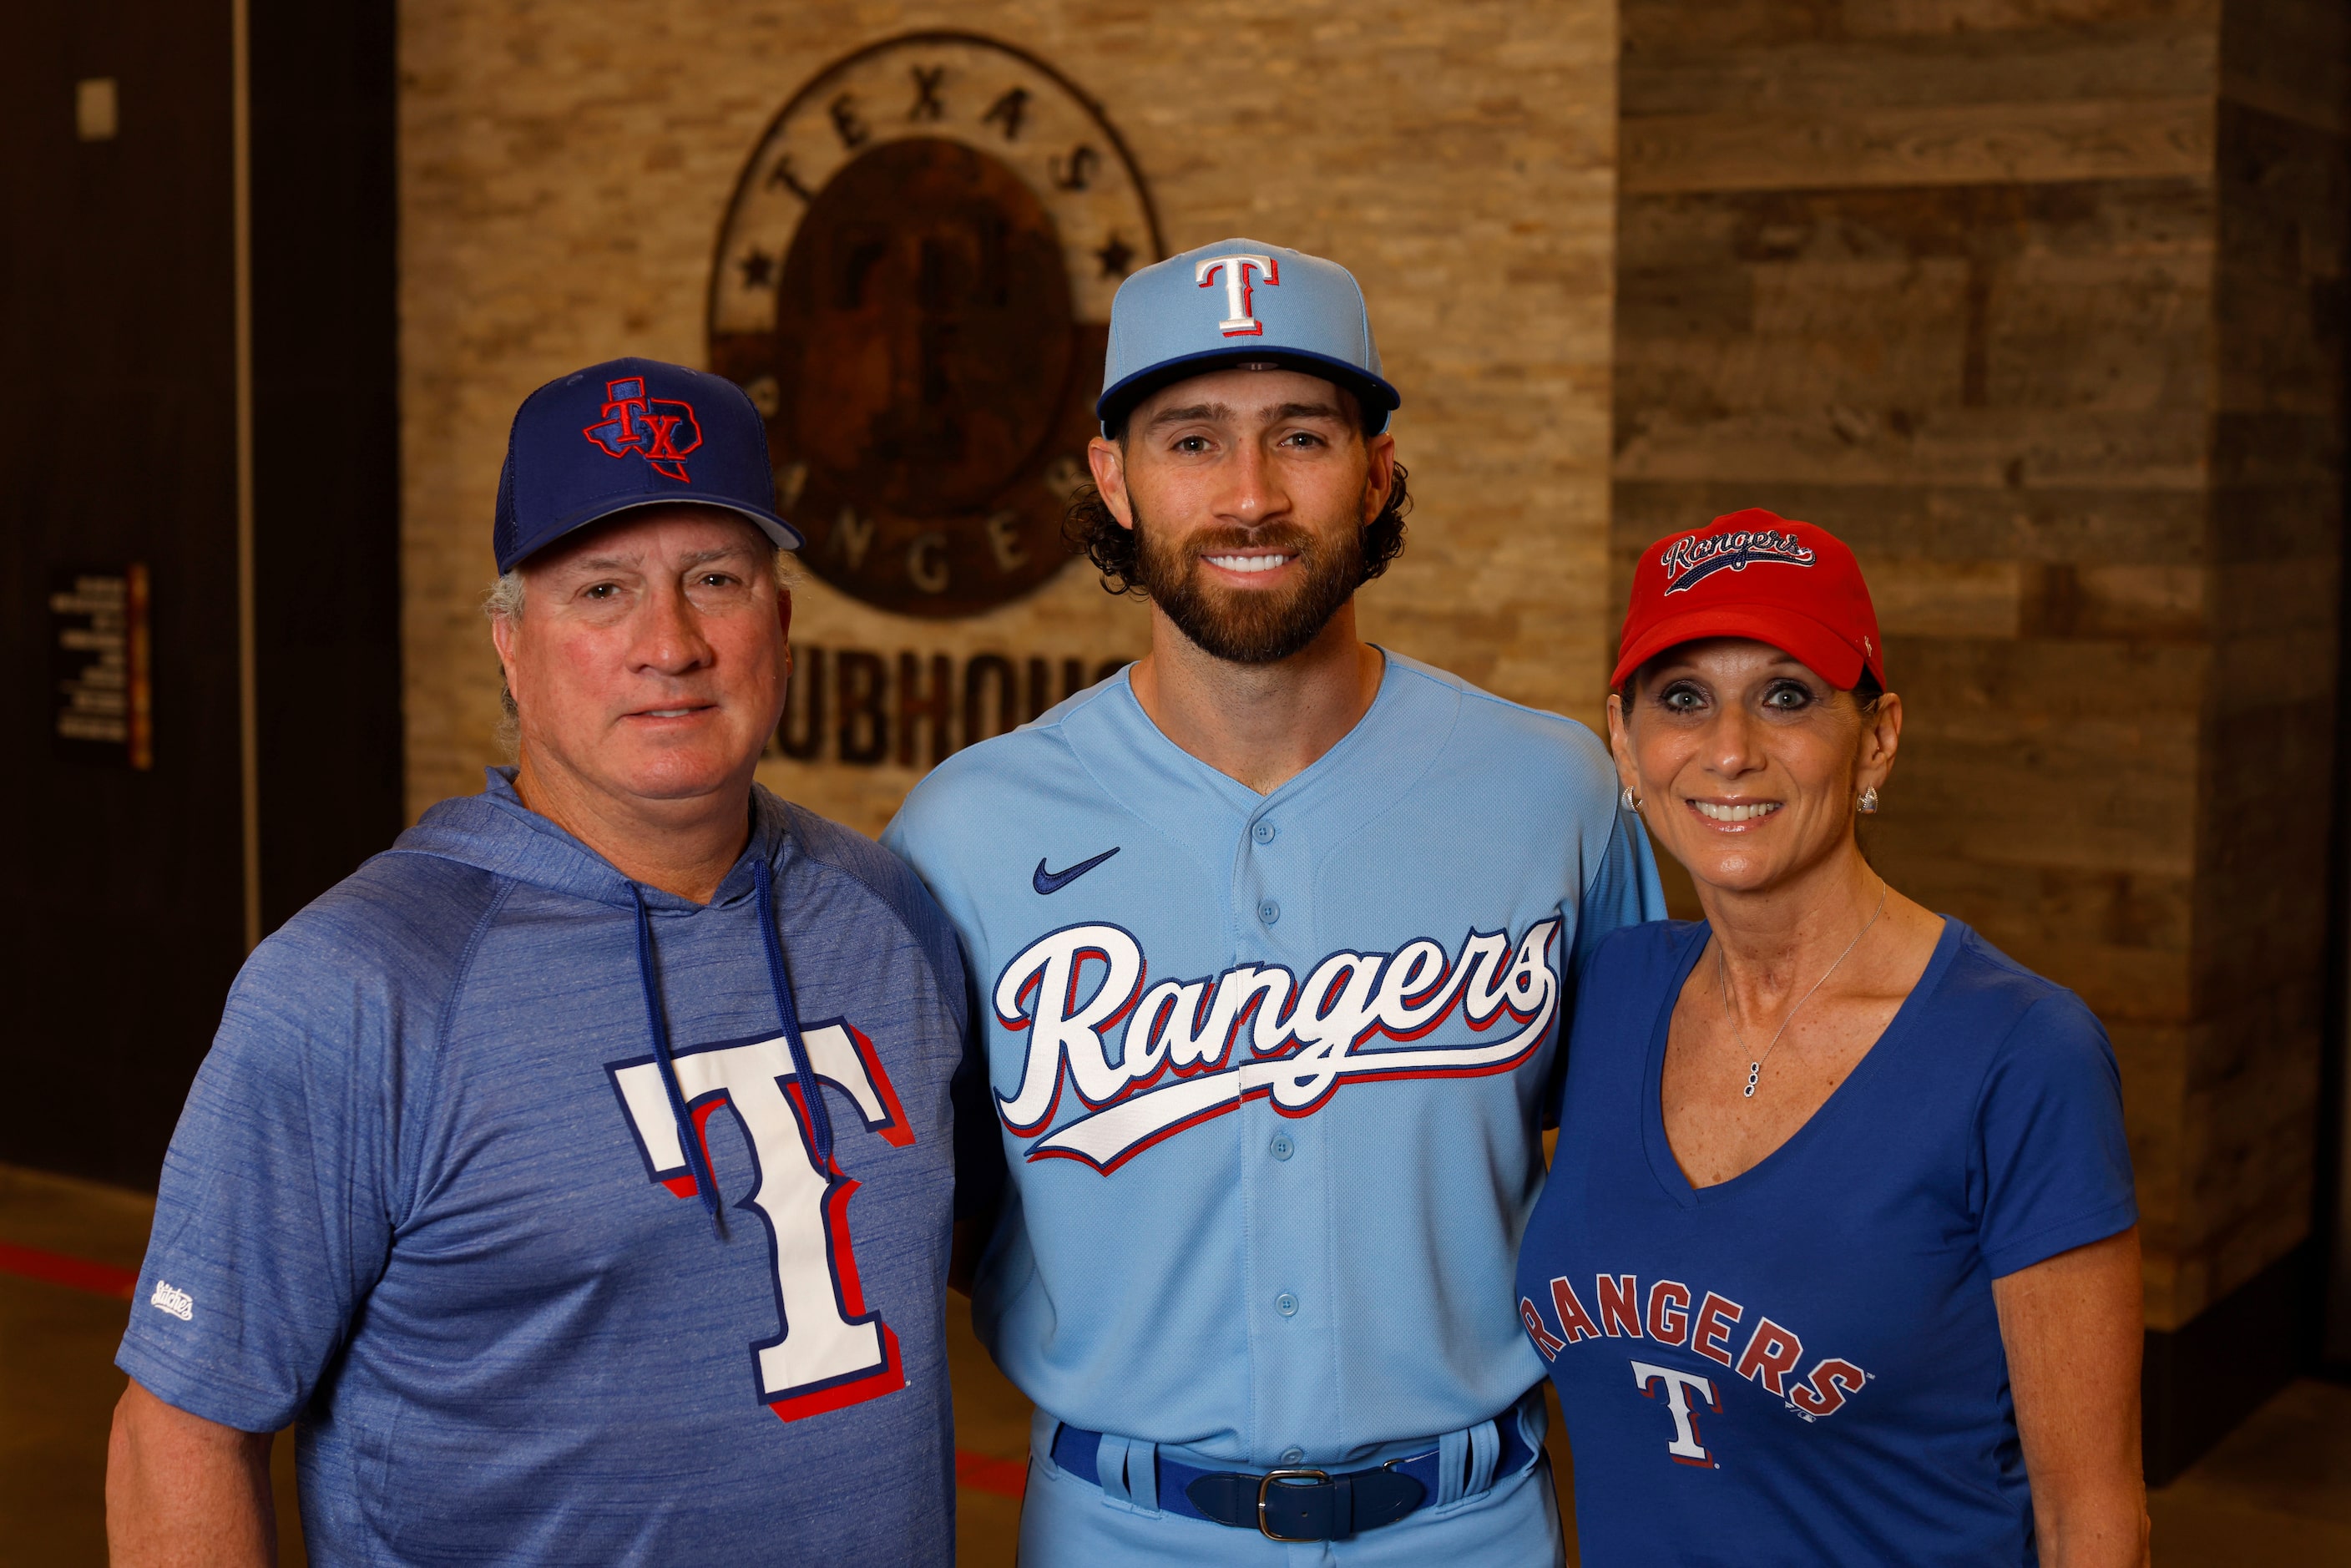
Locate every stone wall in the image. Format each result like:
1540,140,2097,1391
398,0,1621,837
1615,0,2343,1333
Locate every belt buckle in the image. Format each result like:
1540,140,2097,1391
1256,1467,1330,1542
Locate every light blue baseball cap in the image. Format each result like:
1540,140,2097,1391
1096,238,1401,436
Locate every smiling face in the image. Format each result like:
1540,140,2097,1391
1089,366,1396,665
1606,638,1901,897
492,505,791,817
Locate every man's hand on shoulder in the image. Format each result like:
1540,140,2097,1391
107,1378,276,1567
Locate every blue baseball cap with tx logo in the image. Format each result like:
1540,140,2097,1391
1095,239,1402,437
493,356,805,574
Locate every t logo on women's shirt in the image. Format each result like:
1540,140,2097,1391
1632,1361,1720,1466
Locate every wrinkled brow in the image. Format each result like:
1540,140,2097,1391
1145,400,1348,429
1145,402,1231,429
561,544,755,575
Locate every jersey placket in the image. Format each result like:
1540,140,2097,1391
1231,797,1340,1464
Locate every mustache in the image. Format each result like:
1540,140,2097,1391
1176,524,1319,559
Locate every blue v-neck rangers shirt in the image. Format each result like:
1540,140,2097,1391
1517,918,2136,1566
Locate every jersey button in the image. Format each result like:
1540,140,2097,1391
1279,1447,1305,1464
1268,1133,1295,1161
1258,899,1280,925
1275,1292,1299,1318
1253,821,1277,844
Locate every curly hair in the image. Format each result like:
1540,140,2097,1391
1064,461,1412,598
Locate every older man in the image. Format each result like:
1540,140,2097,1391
107,359,978,1565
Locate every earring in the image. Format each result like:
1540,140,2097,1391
1857,787,1879,815
1621,787,1641,813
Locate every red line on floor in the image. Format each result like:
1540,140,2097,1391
956,1448,1028,1498
6,1237,1030,1504
0,1241,139,1300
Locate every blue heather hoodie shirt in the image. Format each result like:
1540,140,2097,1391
119,771,983,1565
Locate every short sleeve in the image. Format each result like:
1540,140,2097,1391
1572,807,1668,984
1548,807,1668,1128
114,939,407,1433
1974,993,2138,1279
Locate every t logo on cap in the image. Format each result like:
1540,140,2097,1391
1196,253,1279,337
1095,240,1398,435
582,377,704,483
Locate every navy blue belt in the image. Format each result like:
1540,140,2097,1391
1049,1409,1538,1542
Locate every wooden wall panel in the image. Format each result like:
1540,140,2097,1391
2196,1,2348,1323
1618,0,2343,1338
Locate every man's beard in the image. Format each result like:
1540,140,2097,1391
1131,503,1364,665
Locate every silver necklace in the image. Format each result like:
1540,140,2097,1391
1717,885,1889,1099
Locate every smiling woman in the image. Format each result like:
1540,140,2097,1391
1514,510,2151,1568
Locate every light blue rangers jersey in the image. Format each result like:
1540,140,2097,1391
883,651,1662,1464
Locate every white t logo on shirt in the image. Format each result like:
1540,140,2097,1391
609,1021,915,1421
1631,1360,1719,1465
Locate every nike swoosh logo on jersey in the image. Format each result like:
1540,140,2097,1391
1033,847,1120,895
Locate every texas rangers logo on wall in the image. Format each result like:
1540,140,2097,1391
709,33,1164,618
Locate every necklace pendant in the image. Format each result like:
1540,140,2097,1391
1743,1062,1761,1098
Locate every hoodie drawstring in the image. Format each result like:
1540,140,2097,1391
631,858,836,1240
753,857,835,1169
630,883,723,1233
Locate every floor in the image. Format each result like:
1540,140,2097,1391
6,1159,2347,1565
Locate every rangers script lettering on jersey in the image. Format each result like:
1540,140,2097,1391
994,919,1560,1170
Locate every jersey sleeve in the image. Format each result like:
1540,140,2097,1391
1547,806,1667,1127
1974,992,2139,1279
1572,804,1668,983
115,928,414,1433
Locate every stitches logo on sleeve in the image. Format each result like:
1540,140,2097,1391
582,377,704,483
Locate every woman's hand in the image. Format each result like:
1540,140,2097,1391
1994,1227,2150,1567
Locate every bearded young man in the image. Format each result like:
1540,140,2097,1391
109,360,978,1565
883,241,1664,1565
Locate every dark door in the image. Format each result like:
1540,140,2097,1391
0,0,399,1190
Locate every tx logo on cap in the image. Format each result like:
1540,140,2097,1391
582,377,703,483
1660,528,1817,595
1196,253,1279,337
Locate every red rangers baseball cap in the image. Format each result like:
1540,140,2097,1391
1613,508,1884,691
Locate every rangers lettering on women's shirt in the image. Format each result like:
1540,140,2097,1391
993,918,1560,1171
1520,1272,1869,1464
